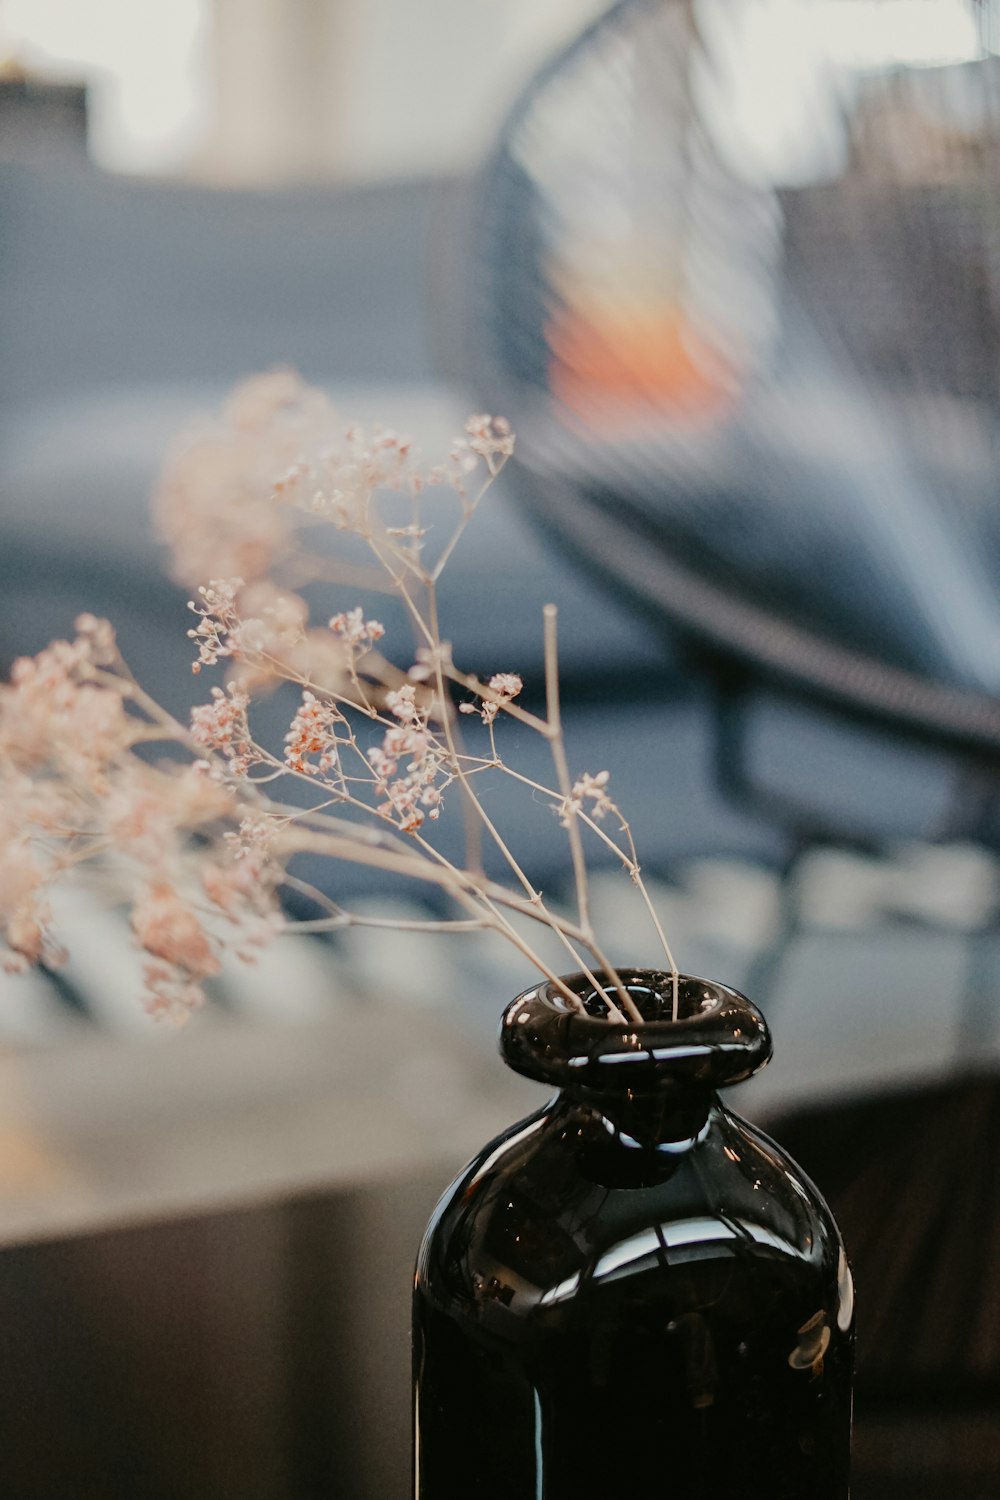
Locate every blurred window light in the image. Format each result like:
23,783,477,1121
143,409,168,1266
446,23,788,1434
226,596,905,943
695,0,988,186
0,0,210,174
821,0,982,69
2,0,986,185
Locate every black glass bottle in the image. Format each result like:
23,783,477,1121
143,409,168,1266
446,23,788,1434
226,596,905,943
413,971,853,1499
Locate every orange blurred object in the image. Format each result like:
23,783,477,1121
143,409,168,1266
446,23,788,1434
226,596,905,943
547,303,736,426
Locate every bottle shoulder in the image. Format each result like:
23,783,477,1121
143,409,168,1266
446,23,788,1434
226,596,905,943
418,1096,844,1309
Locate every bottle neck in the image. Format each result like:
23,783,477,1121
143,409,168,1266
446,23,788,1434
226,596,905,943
562,1084,717,1155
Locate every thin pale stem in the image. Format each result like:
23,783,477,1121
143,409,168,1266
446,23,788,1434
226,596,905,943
360,533,484,876
460,885,590,1016
541,611,640,1023
613,814,680,1020
366,536,437,651
291,914,490,935
543,605,592,937
408,837,626,1023
281,870,489,937
430,452,508,583
269,750,636,1022
425,585,535,897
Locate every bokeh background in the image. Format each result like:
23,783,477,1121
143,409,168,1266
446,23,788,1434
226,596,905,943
2,1,1000,1495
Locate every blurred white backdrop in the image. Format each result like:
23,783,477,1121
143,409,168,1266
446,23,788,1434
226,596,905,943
0,0,606,179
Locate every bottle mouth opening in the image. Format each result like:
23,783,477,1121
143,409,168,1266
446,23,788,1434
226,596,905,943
559,970,723,1024
502,969,771,1093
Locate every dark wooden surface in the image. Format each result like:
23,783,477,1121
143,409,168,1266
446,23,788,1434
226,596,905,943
3,1169,998,1500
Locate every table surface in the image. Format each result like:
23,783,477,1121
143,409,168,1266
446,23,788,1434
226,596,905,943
0,999,544,1250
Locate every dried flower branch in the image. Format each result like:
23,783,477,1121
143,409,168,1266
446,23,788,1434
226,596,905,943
0,372,677,1024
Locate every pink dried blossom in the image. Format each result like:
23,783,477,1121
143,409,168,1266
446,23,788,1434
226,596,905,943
171,765,237,826
0,621,138,778
0,829,50,969
105,764,235,863
563,770,614,823
277,424,423,533
424,447,478,491
104,779,179,865
283,690,344,777
368,723,428,779
153,370,330,587
187,580,328,697
386,683,420,723
369,705,447,832
187,578,244,672
230,582,308,656
366,685,448,831
131,883,220,979
201,813,284,960
73,613,118,665
190,684,254,773
459,671,523,725
201,858,258,917
329,608,386,651
223,811,279,866
142,962,208,1026
283,631,351,695
407,643,452,683
224,368,309,428
2,382,673,1031
202,827,281,925
464,414,515,461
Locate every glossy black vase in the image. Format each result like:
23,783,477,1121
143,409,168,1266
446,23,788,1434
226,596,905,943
413,971,853,1499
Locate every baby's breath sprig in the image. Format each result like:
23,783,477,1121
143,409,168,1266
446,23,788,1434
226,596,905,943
0,373,678,1024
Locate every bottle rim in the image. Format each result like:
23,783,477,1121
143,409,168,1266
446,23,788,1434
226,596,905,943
500,969,772,1093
